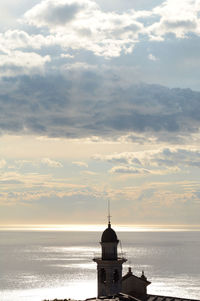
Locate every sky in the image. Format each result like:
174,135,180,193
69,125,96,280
0,0,200,226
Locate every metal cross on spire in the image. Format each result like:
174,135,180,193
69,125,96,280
108,200,111,227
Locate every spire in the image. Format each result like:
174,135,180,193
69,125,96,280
141,270,147,281
101,201,118,243
108,200,111,227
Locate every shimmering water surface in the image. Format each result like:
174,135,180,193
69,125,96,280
0,230,200,301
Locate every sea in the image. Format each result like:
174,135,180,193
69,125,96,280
0,229,200,301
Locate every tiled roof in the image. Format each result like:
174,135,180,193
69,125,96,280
122,271,151,285
86,293,141,301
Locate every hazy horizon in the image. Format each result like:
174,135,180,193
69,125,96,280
1,223,200,232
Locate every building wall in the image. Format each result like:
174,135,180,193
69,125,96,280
122,276,147,300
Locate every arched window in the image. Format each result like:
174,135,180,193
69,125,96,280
113,269,119,283
100,268,106,283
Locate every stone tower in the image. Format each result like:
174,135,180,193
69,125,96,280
93,222,127,297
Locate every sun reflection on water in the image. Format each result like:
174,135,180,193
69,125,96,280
0,281,97,301
0,227,200,300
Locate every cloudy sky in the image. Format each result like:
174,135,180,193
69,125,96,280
0,0,200,226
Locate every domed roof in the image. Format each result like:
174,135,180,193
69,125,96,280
101,222,118,243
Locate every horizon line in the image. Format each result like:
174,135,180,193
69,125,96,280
0,224,200,232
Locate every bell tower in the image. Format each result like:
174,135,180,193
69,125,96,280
93,221,127,297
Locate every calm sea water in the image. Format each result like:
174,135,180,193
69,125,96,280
0,230,200,301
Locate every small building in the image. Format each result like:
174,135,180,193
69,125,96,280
122,267,151,300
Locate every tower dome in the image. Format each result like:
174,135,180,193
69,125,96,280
101,222,118,243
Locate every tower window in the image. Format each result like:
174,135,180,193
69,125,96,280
100,268,106,283
113,269,119,283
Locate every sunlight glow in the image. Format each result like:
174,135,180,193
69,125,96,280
0,224,200,231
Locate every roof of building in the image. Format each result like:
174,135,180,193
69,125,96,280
86,293,141,301
122,268,151,286
147,294,200,301
101,222,118,243
45,292,200,301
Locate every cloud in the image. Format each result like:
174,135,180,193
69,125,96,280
110,166,149,175
64,62,96,70
1,0,200,63
106,180,200,208
148,0,200,39
0,168,103,207
0,50,50,76
24,0,90,28
148,53,157,61
0,168,197,208
0,159,6,168
73,161,88,168
22,0,144,57
61,53,74,59
0,170,87,204
81,170,97,175
150,148,200,168
0,1,200,142
0,71,200,141
16,0,200,59
41,158,63,167
95,148,200,174
0,179,22,184
0,30,41,51
0,165,199,224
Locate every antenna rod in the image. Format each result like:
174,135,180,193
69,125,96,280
108,200,111,226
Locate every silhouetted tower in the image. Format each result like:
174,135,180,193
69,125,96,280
93,221,127,297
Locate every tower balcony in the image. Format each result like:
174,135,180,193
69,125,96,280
93,251,127,260
93,253,127,263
